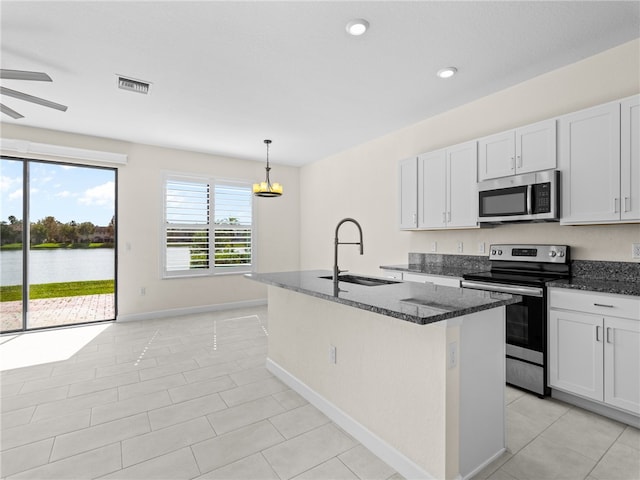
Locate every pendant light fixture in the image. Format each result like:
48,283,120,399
253,139,283,197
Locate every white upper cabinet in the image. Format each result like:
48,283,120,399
417,141,478,230
417,149,447,228
559,95,639,224
621,95,640,222
447,141,479,228
398,156,418,229
478,119,557,181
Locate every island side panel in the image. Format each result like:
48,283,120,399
458,306,506,478
267,286,449,479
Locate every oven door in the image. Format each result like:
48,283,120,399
505,295,545,364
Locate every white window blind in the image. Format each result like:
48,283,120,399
214,183,252,270
163,175,253,277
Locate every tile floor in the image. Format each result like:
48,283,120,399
0,305,638,480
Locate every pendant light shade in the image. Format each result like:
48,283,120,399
253,139,283,197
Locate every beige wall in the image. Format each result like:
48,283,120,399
0,125,301,318
299,39,640,275
2,39,639,318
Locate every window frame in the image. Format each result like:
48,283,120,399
162,172,256,278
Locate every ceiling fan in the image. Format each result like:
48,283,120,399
0,69,68,119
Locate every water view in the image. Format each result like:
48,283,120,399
0,249,115,285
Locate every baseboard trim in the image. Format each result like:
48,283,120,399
266,358,435,480
551,389,640,428
116,299,267,322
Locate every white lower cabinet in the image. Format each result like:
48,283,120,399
548,288,640,416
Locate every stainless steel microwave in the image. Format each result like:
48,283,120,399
478,170,560,224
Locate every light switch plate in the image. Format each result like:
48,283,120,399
431,241,437,252
478,242,485,254
633,243,640,259
457,242,463,253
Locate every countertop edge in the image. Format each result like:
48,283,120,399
546,279,640,297
246,271,520,325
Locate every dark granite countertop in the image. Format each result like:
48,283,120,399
380,264,479,278
546,278,640,297
547,260,640,297
245,270,520,325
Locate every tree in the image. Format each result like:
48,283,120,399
59,222,78,244
107,216,115,241
78,222,95,242
30,222,47,244
41,216,59,243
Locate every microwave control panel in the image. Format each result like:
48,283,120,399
533,182,551,213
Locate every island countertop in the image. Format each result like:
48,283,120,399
245,270,520,325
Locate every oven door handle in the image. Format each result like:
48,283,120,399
461,280,543,297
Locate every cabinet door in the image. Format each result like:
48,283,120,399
418,150,447,228
548,310,603,401
478,130,515,181
516,119,556,175
447,141,479,228
559,102,621,224
604,316,640,414
399,157,418,229
621,95,640,221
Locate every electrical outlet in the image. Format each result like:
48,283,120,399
457,241,463,253
633,243,640,259
431,241,437,252
478,242,485,254
140,287,146,296
448,342,457,369
329,345,337,364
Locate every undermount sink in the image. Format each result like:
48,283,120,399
319,274,401,287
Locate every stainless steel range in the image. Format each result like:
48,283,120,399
461,244,570,397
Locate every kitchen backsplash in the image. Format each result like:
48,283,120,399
571,260,640,282
408,253,639,283
407,252,490,271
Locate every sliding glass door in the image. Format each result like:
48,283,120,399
0,157,117,332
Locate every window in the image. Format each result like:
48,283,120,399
163,174,254,277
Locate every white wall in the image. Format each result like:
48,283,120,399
299,39,640,275
0,125,301,319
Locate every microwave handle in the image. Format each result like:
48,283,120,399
526,184,533,215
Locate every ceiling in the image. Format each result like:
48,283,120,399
1,1,639,167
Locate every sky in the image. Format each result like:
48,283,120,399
0,158,116,226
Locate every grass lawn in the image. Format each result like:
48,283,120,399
0,280,114,301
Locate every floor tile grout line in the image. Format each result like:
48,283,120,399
581,424,630,480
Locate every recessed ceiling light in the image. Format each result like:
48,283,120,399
346,19,369,36
437,67,458,79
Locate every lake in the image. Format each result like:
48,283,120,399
0,249,115,285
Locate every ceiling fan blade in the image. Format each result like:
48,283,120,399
0,103,24,119
0,69,52,82
0,86,68,112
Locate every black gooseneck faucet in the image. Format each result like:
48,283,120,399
333,218,364,291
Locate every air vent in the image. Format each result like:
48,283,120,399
117,76,151,94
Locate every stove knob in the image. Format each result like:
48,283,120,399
491,249,496,255
497,250,502,255
549,251,557,257
558,251,565,257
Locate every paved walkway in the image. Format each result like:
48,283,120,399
0,294,115,331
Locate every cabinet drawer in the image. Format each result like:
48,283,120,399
549,288,640,319
380,270,403,280
403,273,461,288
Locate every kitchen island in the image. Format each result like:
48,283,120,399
245,270,521,480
